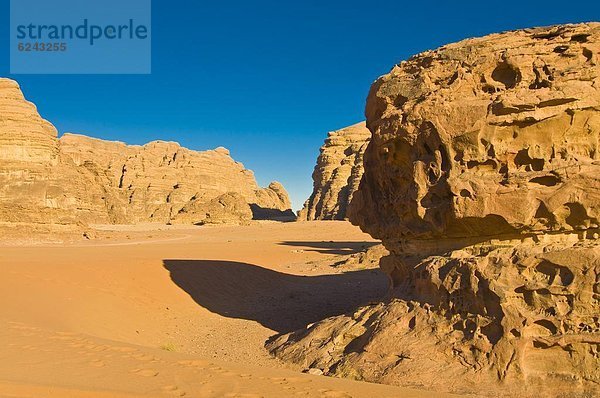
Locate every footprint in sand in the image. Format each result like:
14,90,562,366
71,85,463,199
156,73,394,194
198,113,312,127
131,353,157,362
109,346,137,353
177,359,211,368
161,385,186,397
130,368,159,377
50,335,77,341
317,389,352,398
89,359,105,367
269,377,286,384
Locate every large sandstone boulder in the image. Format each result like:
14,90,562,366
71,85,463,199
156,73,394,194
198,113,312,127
351,23,600,240
0,78,294,229
299,122,370,220
268,23,600,397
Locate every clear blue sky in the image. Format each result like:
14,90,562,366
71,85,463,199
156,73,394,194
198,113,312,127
1,1,598,210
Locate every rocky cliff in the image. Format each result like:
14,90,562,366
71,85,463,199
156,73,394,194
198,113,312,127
299,122,370,220
0,78,110,226
0,78,293,228
268,23,600,397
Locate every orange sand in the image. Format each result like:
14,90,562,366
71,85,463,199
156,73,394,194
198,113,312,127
0,221,462,397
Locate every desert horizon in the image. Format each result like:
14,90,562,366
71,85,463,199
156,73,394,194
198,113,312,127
1,3,600,397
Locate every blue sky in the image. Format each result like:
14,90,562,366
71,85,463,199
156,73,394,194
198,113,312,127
1,1,599,210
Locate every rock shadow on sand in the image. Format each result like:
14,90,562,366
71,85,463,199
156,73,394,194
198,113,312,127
163,260,386,333
277,241,378,255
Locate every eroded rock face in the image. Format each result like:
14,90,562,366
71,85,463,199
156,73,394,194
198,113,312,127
59,134,292,224
172,192,253,225
0,78,111,226
269,24,600,397
0,78,58,164
299,123,370,220
0,78,293,228
351,23,600,239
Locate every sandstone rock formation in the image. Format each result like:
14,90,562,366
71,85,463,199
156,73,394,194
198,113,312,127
0,78,294,229
59,134,293,224
299,122,370,220
0,79,58,164
0,78,110,227
172,192,253,225
269,23,600,397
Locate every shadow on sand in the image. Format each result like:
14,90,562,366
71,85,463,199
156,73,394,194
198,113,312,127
163,260,387,333
277,241,379,255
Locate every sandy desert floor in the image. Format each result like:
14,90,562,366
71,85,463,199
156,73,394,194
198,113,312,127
0,221,463,397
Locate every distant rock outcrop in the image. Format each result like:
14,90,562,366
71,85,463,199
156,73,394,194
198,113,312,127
172,192,253,225
0,78,294,228
299,122,370,221
269,23,600,398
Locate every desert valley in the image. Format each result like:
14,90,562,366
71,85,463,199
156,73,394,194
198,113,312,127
1,22,599,398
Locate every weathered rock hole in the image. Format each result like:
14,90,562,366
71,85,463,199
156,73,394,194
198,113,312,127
582,48,593,62
393,94,408,109
570,33,590,43
408,316,416,330
529,175,561,186
467,159,497,170
446,71,459,86
532,28,564,40
498,164,509,182
532,340,551,349
423,142,434,156
530,80,551,89
565,202,597,229
460,189,473,199
533,319,558,335
514,149,544,171
482,84,499,94
538,98,577,108
534,202,556,226
543,65,554,80
439,146,450,172
515,286,534,306
530,65,554,89
553,45,569,53
427,166,438,185
481,323,503,344
536,260,574,286
491,62,521,89
578,323,594,333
